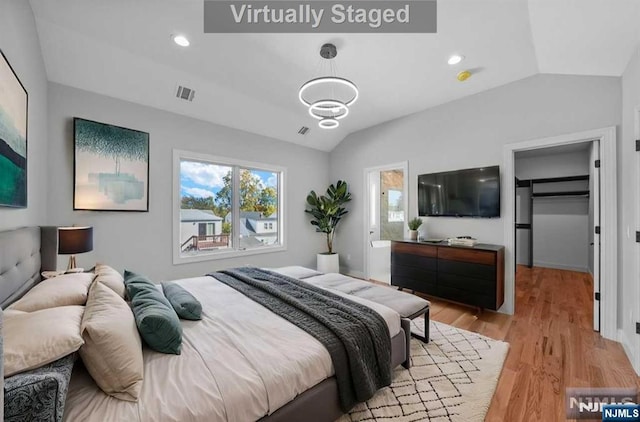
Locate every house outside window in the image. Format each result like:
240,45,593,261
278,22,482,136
173,149,285,264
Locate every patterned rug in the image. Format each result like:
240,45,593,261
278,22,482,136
339,319,509,422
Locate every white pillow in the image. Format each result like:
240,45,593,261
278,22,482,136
3,305,85,377
8,272,95,312
94,263,126,298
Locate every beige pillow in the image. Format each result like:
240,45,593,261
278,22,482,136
8,272,95,312
95,263,126,298
2,309,26,318
3,305,85,377
80,281,144,401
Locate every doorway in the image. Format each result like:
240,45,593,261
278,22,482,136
513,141,600,330
503,126,617,341
364,162,409,283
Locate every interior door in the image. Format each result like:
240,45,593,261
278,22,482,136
591,140,601,332
366,166,407,283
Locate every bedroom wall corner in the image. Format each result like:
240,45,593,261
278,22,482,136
0,0,49,231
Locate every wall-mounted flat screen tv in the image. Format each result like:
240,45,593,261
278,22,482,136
418,165,500,217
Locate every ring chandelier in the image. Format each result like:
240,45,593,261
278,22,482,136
298,43,359,130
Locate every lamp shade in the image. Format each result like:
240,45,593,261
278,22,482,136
58,226,93,255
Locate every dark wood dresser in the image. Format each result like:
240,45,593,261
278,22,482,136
391,240,504,310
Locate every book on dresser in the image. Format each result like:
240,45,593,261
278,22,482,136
391,240,504,310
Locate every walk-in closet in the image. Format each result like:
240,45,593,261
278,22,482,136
515,142,597,274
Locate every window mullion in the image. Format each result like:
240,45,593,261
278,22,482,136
232,165,241,250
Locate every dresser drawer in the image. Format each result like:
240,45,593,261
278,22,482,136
438,259,496,280
437,285,497,309
438,272,496,295
392,242,437,258
391,275,436,295
437,247,495,265
392,264,437,284
391,253,437,272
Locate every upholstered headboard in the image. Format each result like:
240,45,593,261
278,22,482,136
0,226,58,309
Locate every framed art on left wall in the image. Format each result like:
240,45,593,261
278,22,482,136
73,118,149,211
0,49,28,208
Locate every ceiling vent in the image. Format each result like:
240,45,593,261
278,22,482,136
176,85,195,102
298,126,310,135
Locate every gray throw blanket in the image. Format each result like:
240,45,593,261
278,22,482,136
209,267,391,412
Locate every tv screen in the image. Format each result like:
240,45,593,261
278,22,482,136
418,166,500,217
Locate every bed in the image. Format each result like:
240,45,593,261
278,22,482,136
0,226,415,422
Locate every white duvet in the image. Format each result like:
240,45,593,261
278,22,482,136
64,272,400,422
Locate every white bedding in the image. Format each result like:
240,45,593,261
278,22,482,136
64,271,400,422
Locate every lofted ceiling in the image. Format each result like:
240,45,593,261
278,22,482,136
29,0,640,152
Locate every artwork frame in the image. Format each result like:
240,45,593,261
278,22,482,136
0,48,28,208
73,117,150,212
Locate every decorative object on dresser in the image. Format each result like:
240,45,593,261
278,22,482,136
448,236,478,247
391,240,505,310
0,49,28,208
58,226,93,272
407,217,423,241
305,180,352,273
73,118,149,211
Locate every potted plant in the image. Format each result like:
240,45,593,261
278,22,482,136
305,180,352,273
408,217,423,241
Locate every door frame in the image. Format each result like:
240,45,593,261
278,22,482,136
363,161,409,281
633,106,640,372
503,126,617,341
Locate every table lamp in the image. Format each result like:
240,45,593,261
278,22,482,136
58,226,93,272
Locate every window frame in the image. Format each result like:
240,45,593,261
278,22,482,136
173,149,287,265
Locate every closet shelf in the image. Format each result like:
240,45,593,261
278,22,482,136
529,175,589,184
532,190,590,198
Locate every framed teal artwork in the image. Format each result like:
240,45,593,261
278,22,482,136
73,118,149,211
0,49,28,208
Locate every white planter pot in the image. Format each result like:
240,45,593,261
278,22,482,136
409,230,419,241
317,253,340,274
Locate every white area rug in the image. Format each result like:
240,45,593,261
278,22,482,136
339,319,509,422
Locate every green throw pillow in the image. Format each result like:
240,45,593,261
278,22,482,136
162,282,202,321
130,284,182,355
123,270,157,301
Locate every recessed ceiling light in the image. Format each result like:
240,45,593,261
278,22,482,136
173,35,190,47
447,54,464,65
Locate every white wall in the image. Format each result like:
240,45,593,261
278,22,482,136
515,150,591,272
46,83,329,281
330,74,621,287
619,44,640,372
0,0,48,230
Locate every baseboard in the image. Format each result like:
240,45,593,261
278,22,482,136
617,329,640,376
533,261,589,273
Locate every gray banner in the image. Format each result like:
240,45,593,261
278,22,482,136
204,1,437,33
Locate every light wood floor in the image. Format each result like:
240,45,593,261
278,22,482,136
416,266,639,421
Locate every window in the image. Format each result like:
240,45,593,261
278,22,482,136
174,150,285,264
